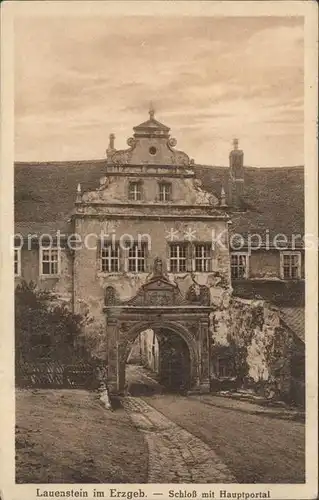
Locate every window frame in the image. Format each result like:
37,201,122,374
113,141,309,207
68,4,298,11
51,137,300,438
39,247,61,277
14,248,21,277
216,357,234,378
280,251,302,280
126,242,147,273
230,252,249,280
100,243,120,273
168,243,188,273
128,180,143,201
193,243,212,272
158,182,172,202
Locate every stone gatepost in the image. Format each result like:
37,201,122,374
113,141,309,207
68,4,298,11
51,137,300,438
199,319,211,392
106,317,120,394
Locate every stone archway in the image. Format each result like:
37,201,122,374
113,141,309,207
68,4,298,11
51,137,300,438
103,260,212,395
121,320,198,394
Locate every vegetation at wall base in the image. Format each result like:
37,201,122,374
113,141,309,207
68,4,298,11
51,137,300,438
15,281,102,389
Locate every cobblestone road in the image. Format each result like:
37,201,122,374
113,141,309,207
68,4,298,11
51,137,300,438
121,396,236,483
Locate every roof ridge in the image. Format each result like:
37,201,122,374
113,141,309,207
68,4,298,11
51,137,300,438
195,164,304,170
133,117,170,131
14,159,107,166
14,161,305,170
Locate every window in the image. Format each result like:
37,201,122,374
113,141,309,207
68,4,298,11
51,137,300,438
280,251,301,279
101,244,120,272
169,244,187,273
14,248,21,277
149,146,157,155
217,358,234,378
128,243,147,272
159,182,172,202
194,244,211,272
128,181,142,201
40,248,60,276
231,252,248,279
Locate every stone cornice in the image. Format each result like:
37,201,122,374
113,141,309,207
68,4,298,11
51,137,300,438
73,213,229,221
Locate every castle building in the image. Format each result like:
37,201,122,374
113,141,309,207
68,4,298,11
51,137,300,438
14,109,305,398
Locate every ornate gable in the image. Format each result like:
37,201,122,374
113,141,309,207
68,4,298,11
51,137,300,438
106,108,194,167
104,258,211,309
125,276,187,307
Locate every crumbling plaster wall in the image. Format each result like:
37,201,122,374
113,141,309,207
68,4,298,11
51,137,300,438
72,214,231,358
212,295,293,397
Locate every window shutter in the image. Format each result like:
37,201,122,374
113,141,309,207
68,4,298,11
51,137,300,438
245,253,250,279
189,243,195,272
166,243,171,272
211,245,218,272
122,246,129,273
297,252,302,279
57,248,61,275
279,252,284,279
39,247,43,276
97,239,102,272
145,244,152,273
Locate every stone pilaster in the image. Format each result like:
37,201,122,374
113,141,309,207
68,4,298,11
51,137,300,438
106,317,120,394
199,319,210,392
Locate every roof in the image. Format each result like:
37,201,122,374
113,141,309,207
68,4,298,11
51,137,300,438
14,161,304,240
196,164,304,241
133,117,170,132
280,307,305,343
15,160,107,226
133,109,170,134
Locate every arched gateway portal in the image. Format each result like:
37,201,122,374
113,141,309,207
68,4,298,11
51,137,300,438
103,259,212,395
126,323,193,393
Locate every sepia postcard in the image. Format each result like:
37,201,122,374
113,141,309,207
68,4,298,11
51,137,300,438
0,1,318,500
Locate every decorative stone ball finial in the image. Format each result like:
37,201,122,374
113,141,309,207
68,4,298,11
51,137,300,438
75,183,82,203
149,101,155,120
220,186,227,207
233,138,239,150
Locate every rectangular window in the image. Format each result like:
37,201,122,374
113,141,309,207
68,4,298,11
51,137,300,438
128,181,142,201
14,248,21,277
128,243,147,272
101,244,120,272
231,253,248,279
159,182,172,202
40,248,60,276
281,251,301,279
217,358,234,378
194,244,211,272
169,244,187,273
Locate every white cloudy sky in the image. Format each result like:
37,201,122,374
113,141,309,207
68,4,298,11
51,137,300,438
15,15,304,167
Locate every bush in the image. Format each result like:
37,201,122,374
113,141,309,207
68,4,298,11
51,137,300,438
15,281,90,364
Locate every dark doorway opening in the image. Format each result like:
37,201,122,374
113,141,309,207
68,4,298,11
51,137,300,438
159,329,190,393
125,327,191,396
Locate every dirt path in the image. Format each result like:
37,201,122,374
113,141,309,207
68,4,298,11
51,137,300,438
121,396,236,483
144,393,305,483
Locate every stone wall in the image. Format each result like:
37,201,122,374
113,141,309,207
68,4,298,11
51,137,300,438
15,227,302,402
211,296,297,400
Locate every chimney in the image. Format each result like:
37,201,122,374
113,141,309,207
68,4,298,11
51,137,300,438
228,138,244,209
106,133,116,159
